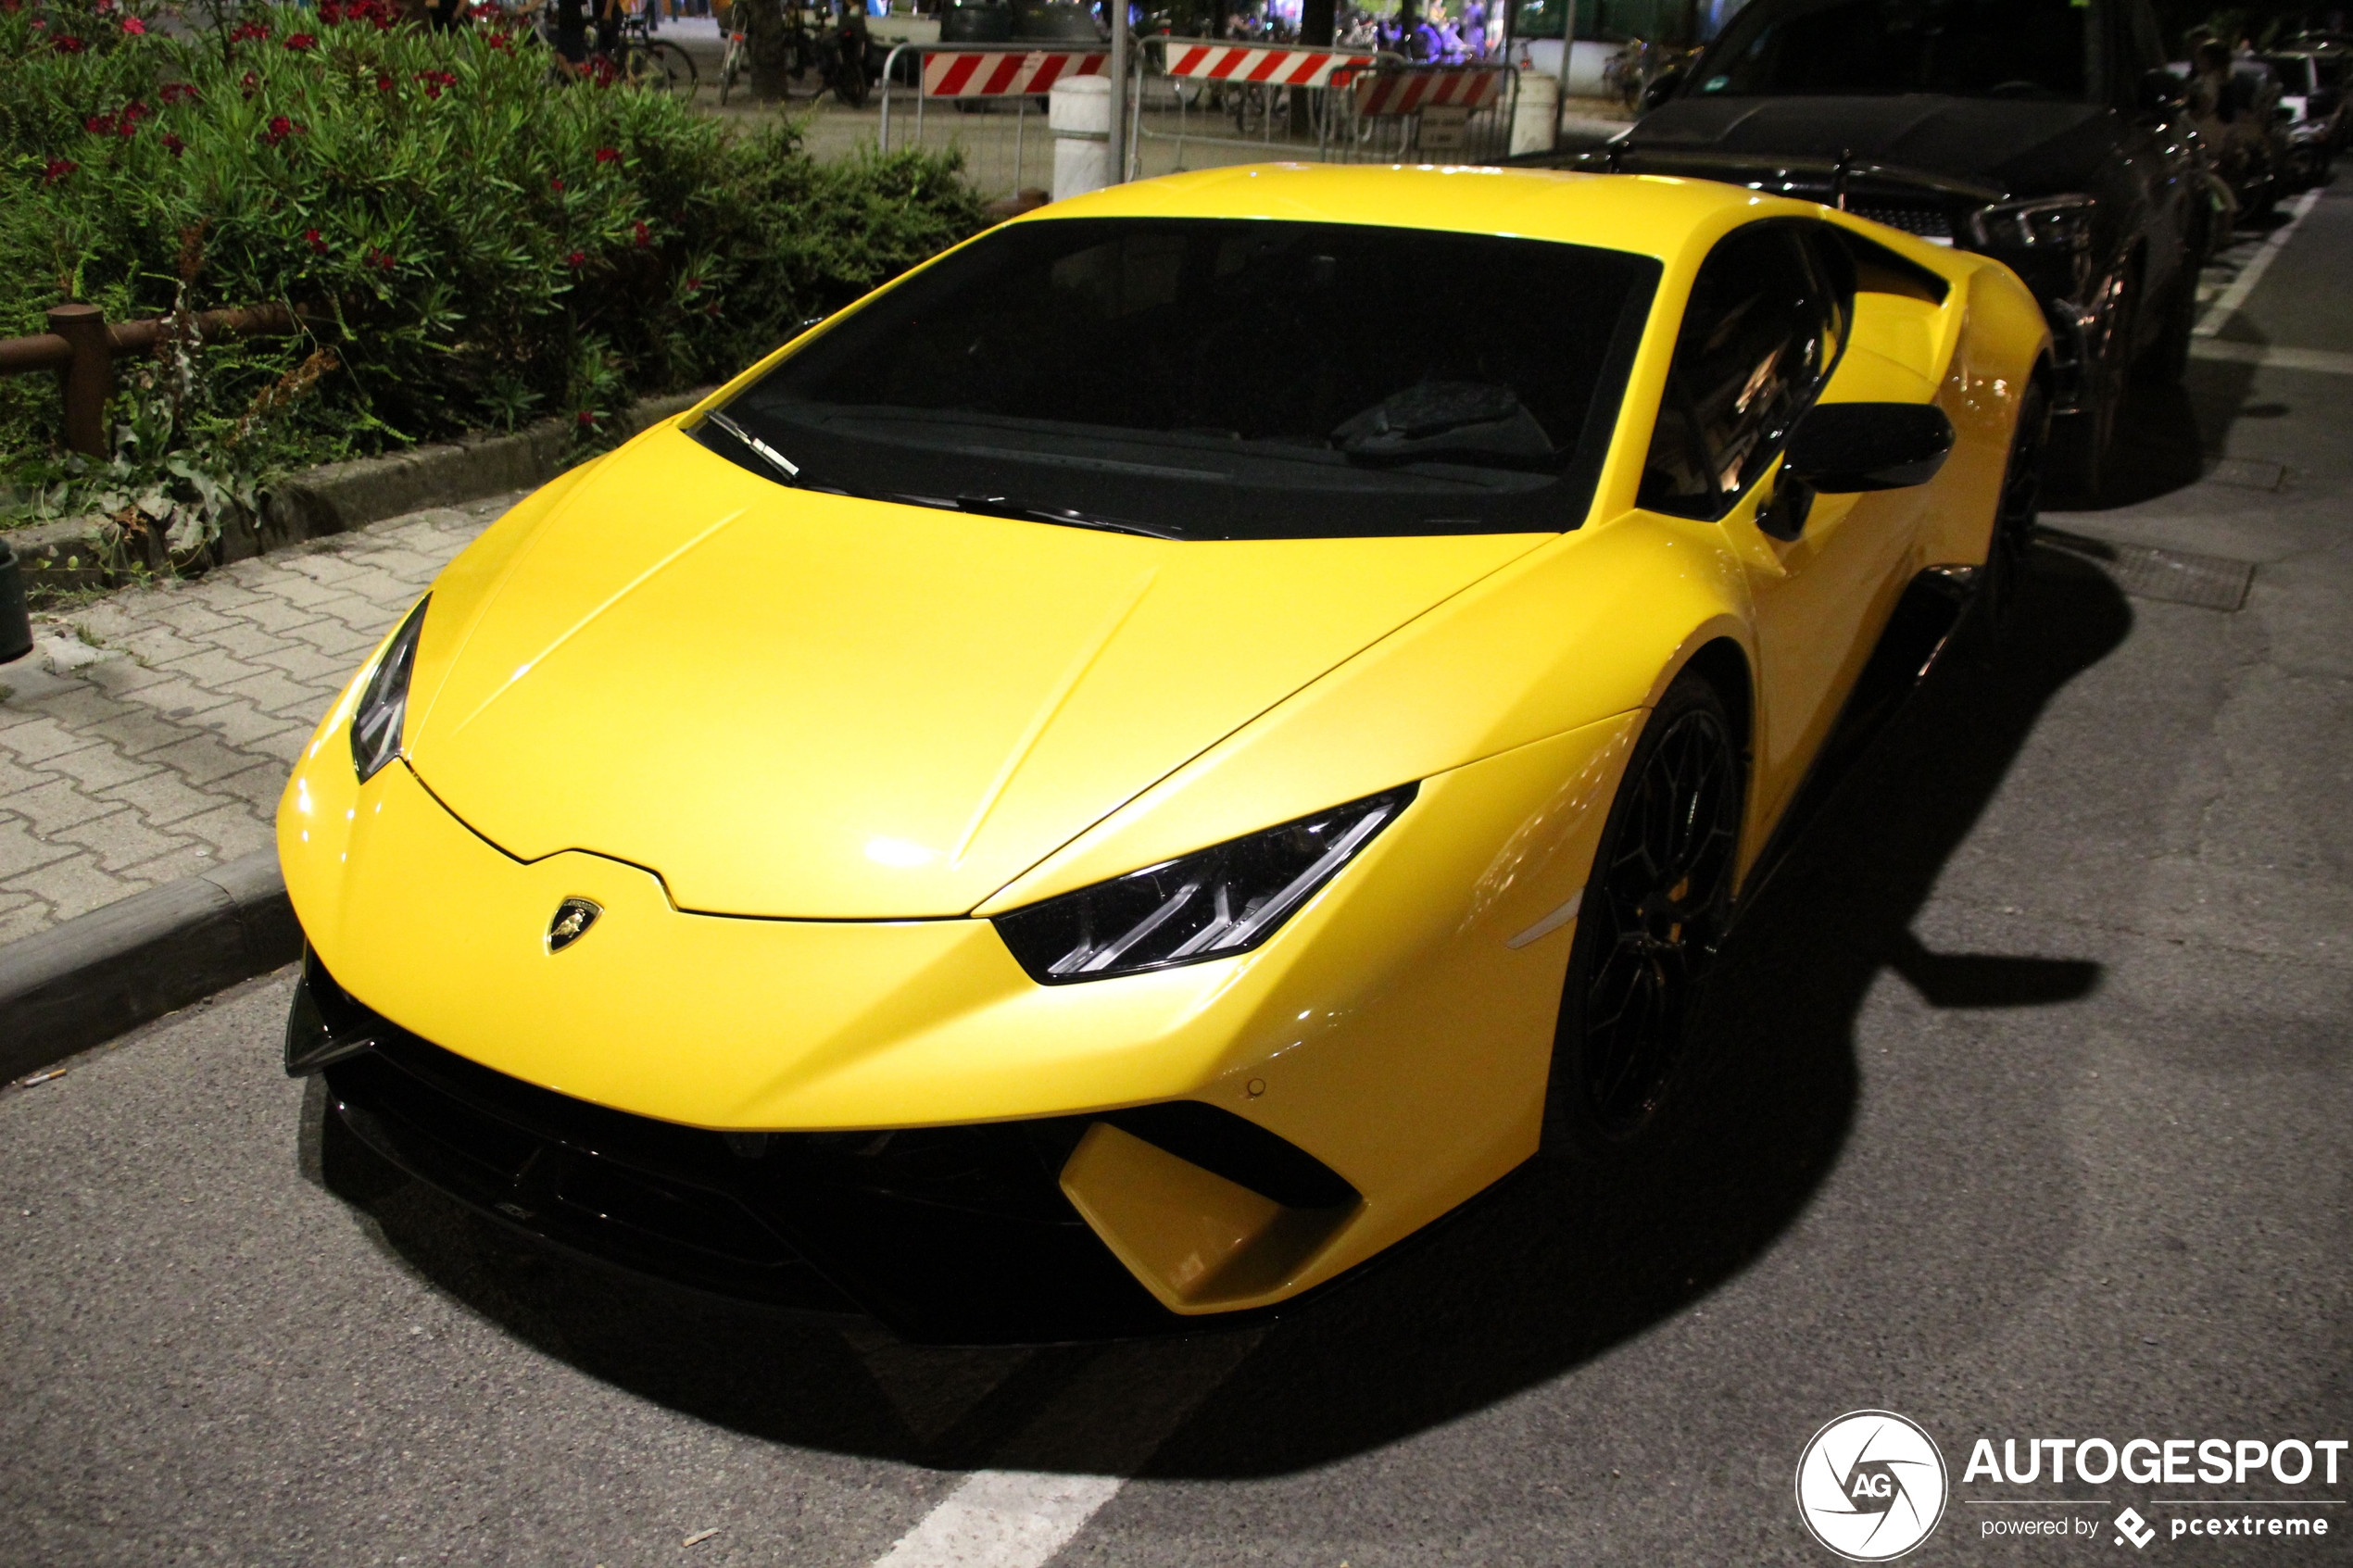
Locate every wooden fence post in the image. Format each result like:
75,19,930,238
47,304,114,460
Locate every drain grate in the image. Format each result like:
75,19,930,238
2036,530,2256,611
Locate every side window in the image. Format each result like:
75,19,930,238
1639,226,1843,521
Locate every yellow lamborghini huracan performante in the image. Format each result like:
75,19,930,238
280,165,2049,1342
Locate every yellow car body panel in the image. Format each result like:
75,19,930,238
280,165,2050,1323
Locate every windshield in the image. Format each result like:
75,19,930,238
704,218,1659,540
1695,0,2093,101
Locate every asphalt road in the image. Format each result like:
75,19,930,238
4,194,2349,1568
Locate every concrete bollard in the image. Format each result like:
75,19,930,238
1051,74,1112,202
1509,71,1561,157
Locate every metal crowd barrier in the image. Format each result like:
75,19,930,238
877,41,1107,201
1128,38,1516,176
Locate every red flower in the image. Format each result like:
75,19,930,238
86,114,115,133
160,82,199,105
367,248,396,271
51,34,86,52
123,99,152,119
118,117,138,138
549,176,565,191
305,228,327,254
484,30,512,50
283,31,316,49
566,249,586,269
632,220,651,248
240,70,259,94
414,69,458,98
594,145,621,164
43,158,77,185
163,132,185,156
683,276,702,293
230,19,269,40
260,115,305,146
375,73,393,91
576,410,597,427
120,16,146,33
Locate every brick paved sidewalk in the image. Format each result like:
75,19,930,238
0,494,521,947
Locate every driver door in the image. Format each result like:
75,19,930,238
1640,222,1929,837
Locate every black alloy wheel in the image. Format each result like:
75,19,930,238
1544,673,1743,1154
2052,265,2134,502
1976,377,2049,646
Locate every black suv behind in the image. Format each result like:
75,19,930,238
1515,0,2213,495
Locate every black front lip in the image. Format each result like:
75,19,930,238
289,951,1188,1344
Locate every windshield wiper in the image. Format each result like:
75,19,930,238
889,492,1183,540
702,410,802,483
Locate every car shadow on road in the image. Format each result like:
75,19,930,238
320,553,2133,1476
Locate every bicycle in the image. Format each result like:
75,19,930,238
719,19,749,102
599,10,698,94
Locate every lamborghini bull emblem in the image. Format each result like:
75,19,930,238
547,897,602,953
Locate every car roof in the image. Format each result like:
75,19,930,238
1017,163,1821,261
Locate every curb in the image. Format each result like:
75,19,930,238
0,392,722,1071
6,387,712,590
0,848,295,1082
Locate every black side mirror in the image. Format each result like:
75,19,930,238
1639,66,1686,113
1784,401,1957,492
2139,67,2186,114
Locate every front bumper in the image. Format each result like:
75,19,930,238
295,948,1344,1341
279,695,1637,1327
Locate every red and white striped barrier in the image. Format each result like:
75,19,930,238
921,48,1106,98
1353,65,1506,116
1157,42,1376,89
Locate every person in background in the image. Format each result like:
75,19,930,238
553,0,593,59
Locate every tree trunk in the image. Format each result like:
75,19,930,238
740,0,791,101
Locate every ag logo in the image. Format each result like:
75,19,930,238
1795,1410,1949,1562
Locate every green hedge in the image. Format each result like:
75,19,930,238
0,0,986,540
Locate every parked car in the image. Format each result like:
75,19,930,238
1514,0,2213,498
281,166,2052,1342
2169,54,2290,222
2264,48,2347,157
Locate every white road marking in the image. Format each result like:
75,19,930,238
872,1471,1128,1568
2189,338,2353,377
870,1331,1263,1568
2195,187,2322,337
1506,889,1583,949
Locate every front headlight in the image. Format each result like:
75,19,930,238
1967,194,2098,253
350,596,429,782
992,784,1416,984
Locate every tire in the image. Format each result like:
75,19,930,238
645,39,696,94
1541,671,1744,1158
1975,377,2048,649
2133,266,2196,385
2051,266,2133,502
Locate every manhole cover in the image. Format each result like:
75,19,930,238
2036,530,2255,611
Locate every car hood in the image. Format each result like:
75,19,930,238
405,428,1545,919
1622,94,2118,196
